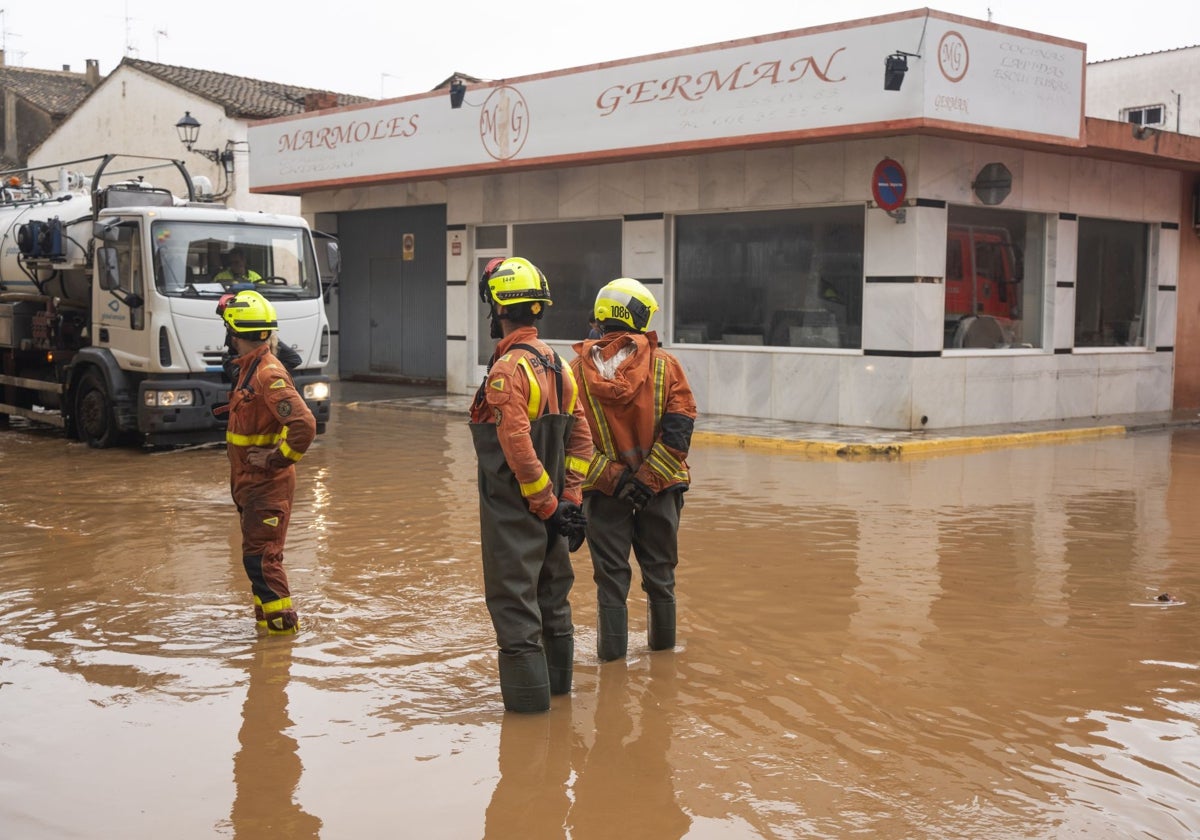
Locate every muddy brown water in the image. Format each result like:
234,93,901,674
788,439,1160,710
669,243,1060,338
1,400,1198,839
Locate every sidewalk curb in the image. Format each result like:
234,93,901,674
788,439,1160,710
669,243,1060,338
692,424,1129,460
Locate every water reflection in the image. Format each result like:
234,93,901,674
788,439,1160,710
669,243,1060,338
571,658,690,840
483,699,574,839
2,402,1200,837
227,640,321,838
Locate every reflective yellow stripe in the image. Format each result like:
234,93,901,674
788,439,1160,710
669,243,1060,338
226,431,281,447
517,356,541,421
562,363,579,414
578,368,617,459
646,440,687,483
582,451,610,492
278,440,304,462
520,469,550,497
565,455,590,475
653,356,666,427
261,596,293,612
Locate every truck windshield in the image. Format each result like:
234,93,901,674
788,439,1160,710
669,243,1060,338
151,221,321,301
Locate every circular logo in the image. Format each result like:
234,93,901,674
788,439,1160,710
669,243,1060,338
938,31,969,83
479,86,530,161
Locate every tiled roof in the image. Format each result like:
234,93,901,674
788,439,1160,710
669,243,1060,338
0,65,93,116
122,58,370,118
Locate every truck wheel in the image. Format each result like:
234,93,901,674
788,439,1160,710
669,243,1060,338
75,370,119,448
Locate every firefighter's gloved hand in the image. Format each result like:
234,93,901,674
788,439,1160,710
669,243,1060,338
246,446,287,470
211,402,229,419
615,470,654,511
549,501,587,552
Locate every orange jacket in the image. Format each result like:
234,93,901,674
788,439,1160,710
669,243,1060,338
470,326,593,519
570,330,696,496
226,342,317,502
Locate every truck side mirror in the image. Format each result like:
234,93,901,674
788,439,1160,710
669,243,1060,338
98,246,120,290
326,241,341,276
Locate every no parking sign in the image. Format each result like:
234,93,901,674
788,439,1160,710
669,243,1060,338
872,158,907,211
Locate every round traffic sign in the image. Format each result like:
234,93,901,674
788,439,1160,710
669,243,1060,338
872,158,907,211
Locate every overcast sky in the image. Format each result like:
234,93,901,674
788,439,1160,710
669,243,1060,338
3,1,1192,100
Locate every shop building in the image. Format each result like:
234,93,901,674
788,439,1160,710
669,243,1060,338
247,8,1200,429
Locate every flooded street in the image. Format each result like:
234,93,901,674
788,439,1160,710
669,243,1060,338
2,395,1199,839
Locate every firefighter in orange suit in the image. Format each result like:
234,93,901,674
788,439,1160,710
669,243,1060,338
221,290,317,635
570,278,696,661
470,257,593,713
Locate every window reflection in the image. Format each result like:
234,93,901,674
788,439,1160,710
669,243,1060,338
1075,218,1149,348
944,206,1045,349
674,206,864,348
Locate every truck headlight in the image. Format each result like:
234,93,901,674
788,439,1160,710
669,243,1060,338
303,381,330,401
144,389,195,407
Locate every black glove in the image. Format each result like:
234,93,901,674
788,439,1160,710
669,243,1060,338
548,501,587,552
615,470,654,511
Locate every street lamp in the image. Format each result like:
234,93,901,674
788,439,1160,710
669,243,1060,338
175,111,235,178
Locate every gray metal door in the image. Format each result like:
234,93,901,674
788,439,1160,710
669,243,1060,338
337,205,447,381
369,257,403,373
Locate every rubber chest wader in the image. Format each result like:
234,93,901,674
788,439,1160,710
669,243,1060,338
471,347,577,711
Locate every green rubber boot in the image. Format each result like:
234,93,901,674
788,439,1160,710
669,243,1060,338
544,634,574,695
647,601,676,651
597,606,628,662
497,650,551,713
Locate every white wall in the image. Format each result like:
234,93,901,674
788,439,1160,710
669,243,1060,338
302,134,1182,429
29,66,298,215
1086,47,1200,136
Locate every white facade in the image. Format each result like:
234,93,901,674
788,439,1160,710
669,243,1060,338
249,9,1193,430
1086,46,1200,136
30,64,298,214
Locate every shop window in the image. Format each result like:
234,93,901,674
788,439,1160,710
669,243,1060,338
944,206,1045,349
476,219,622,364
1074,218,1148,348
674,206,864,348
512,220,622,342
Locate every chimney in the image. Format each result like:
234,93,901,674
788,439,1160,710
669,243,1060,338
86,59,100,87
304,92,339,112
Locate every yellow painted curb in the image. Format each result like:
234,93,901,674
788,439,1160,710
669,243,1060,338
692,424,1128,460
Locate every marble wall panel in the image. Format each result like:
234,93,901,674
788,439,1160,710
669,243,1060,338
839,356,912,428
793,142,848,204
772,352,840,424
911,356,965,428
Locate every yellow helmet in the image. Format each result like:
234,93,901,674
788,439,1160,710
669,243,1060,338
479,257,552,309
594,277,659,333
221,289,278,338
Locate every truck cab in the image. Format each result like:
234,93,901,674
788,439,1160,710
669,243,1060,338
0,154,334,448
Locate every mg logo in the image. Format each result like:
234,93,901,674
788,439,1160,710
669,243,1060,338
479,86,530,161
938,31,969,83
107,299,120,312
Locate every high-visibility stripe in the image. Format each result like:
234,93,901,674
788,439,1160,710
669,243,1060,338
278,440,304,462
645,440,688,483
583,451,609,491
227,431,280,446
653,356,666,428
517,356,541,421
566,455,590,475
520,469,550,497
578,369,617,459
562,363,579,414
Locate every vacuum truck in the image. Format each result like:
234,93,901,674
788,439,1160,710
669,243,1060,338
0,153,334,448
